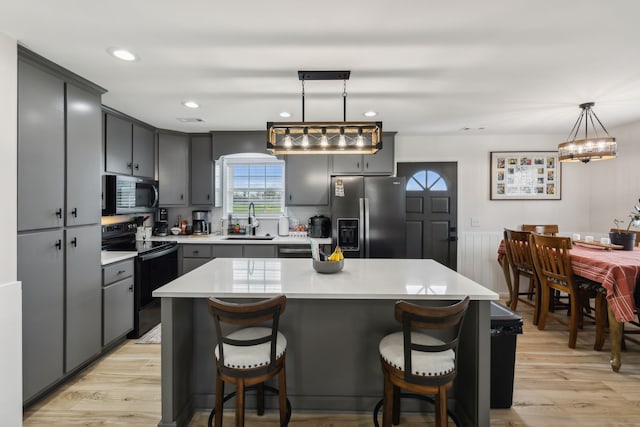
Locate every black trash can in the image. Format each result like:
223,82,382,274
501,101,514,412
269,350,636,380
490,301,523,409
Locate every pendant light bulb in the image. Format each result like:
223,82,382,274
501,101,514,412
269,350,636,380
339,127,346,147
284,128,292,147
356,128,364,147
302,128,309,147
320,128,328,146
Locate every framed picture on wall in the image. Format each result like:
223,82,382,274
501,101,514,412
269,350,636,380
490,151,561,200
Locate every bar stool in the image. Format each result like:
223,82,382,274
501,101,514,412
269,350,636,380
207,295,290,427
375,297,470,427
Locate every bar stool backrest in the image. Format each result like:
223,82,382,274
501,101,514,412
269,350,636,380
394,296,470,386
208,295,287,378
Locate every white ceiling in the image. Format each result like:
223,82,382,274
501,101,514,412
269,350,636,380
2,0,640,136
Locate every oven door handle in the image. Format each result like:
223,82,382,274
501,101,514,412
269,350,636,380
138,244,178,261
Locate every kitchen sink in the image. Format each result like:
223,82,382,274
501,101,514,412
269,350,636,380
222,235,275,240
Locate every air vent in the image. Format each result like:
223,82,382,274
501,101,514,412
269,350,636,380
176,117,204,123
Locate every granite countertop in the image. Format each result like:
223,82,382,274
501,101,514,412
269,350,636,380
153,257,499,301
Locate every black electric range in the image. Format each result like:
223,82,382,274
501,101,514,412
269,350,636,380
101,222,178,338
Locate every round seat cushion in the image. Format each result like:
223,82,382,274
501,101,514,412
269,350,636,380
379,331,455,377
215,327,287,370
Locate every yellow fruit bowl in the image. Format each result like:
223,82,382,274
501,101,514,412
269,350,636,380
312,259,344,274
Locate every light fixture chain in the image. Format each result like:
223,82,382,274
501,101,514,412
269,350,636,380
343,79,347,121
590,109,611,136
301,80,305,122
567,109,585,142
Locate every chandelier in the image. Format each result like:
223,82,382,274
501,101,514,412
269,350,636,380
267,71,382,155
558,102,617,163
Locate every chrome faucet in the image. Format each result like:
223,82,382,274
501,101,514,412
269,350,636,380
248,202,258,235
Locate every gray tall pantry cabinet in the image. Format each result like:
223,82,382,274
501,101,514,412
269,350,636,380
17,48,105,404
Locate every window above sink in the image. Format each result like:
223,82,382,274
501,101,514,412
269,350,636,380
215,153,285,218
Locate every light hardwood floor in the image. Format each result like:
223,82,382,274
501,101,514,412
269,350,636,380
23,302,640,426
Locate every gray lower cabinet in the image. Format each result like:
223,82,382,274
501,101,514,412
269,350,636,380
190,134,214,205
331,133,395,175
285,154,329,206
65,226,102,372
18,229,64,402
102,260,134,346
17,59,65,232
158,132,189,205
243,245,277,258
181,244,277,274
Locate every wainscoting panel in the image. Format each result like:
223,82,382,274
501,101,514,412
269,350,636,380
457,232,507,296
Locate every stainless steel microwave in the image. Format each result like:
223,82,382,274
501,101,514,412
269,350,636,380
102,175,159,215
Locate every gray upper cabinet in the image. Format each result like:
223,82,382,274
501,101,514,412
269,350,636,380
212,131,268,159
19,229,64,402
66,83,101,226
104,114,133,175
331,133,395,175
285,154,329,206
132,124,155,178
105,113,155,178
65,225,101,372
158,132,189,205
17,60,65,232
190,134,214,205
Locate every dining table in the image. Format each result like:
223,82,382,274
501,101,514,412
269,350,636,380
498,240,640,372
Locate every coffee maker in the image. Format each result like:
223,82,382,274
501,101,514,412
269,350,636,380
153,207,169,236
192,210,210,235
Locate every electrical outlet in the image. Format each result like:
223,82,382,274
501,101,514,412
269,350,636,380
471,217,480,227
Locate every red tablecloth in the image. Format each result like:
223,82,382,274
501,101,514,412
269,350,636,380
569,245,640,322
497,241,640,322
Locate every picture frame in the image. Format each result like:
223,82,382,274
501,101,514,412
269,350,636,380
490,151,561,200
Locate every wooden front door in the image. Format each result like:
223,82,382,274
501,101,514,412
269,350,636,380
397,162,458,270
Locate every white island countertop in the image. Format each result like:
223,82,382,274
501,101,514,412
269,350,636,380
153,257,499,300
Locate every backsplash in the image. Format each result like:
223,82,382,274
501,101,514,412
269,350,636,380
165,205,330,236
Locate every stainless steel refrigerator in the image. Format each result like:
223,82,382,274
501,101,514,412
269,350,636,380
330,176,406,258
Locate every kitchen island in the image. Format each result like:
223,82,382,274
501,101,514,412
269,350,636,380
153,258,498,427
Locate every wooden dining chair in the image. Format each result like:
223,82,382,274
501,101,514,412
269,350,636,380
522,224,559,235
503,229,540,325
377,297,470,427
208,295,291,427
528,234,583,348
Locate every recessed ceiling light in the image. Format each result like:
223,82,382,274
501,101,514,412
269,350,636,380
279,112,292,118
107,47,138,62
363,111,377,117
182,100,199,109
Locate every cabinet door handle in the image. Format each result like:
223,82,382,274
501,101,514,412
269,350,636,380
70,237,77,247
117,269,126,275
128,285,134,292
193,250,199,254
289,194,292,201
357,161,360,169
180,194,184,200
366,162,369,169
55,208,62,219
127,162,132,170
135,163,140,170
71,208,78,218
55,239,62,250
207,194,210,200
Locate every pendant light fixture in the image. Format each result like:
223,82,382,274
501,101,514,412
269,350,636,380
267,70,382,155
558,102,617,163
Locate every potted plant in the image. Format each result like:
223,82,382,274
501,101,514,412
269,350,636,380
610,199,640,250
